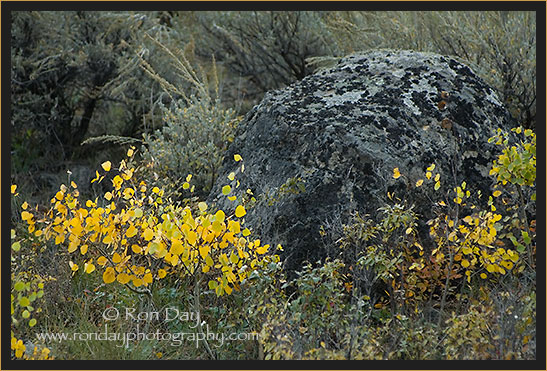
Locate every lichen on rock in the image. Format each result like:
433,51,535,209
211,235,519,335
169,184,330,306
208,49,516,273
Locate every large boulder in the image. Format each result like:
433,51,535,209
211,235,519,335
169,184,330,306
208,49,516,272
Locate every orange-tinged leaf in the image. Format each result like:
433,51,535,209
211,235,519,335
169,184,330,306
158,269,167,278
97,256,108,266
393,168,401,179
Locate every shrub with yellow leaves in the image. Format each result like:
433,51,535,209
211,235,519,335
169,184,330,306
19,148,279,299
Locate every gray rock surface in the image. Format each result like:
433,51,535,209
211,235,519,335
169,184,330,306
208,49,516,272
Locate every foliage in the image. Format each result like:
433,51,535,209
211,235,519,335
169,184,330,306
139,37,241,198
10,188,53,360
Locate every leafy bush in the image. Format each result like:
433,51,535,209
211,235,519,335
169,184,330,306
139,37,241,199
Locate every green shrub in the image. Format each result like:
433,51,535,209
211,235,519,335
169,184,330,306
139,37,241,199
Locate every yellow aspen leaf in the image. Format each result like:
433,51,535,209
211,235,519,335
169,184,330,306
112,253,122,264
392,168,401,179
493,190,502,197
205,255,214,267
228,220,241,234
143,273,153,284
152,187,160,194
405,227,412,235
116,273,130,284
103,267,116,284
427,163,436,172
198,202,208,212
426,171,432,179
415,179,424,187
187,230,197,245
170,239,183,255
21,202,28,210
199,245,210,259
183,182,190,190
55,191,64,201
434,181,441,191
202,265,210,273
225,285,233,295
228,195,237,201
97,256,108,266
235,205,246,218
84,262,96,274
215,210,226,223
480,273,487,279
143,228,154,241
69,261,78,271
234,154,242,162
55,234,65,245
127,148,134,157
133,278,143,287
80,244,88,255
158,269,167,278
212,221,222,234
486,264,496,273
101,161,112,171
103,235,113,244
134,208,143,218
11,185,17,194
104,192,113,201
131,244,142,254
242,228,251,237
434,173,440,182
222,185,231,195
229,252,239,264
68,240,79,253
126,224,138,238
461,259,470,268
228,172,236,181
256,244,269,254
21,211,33,221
